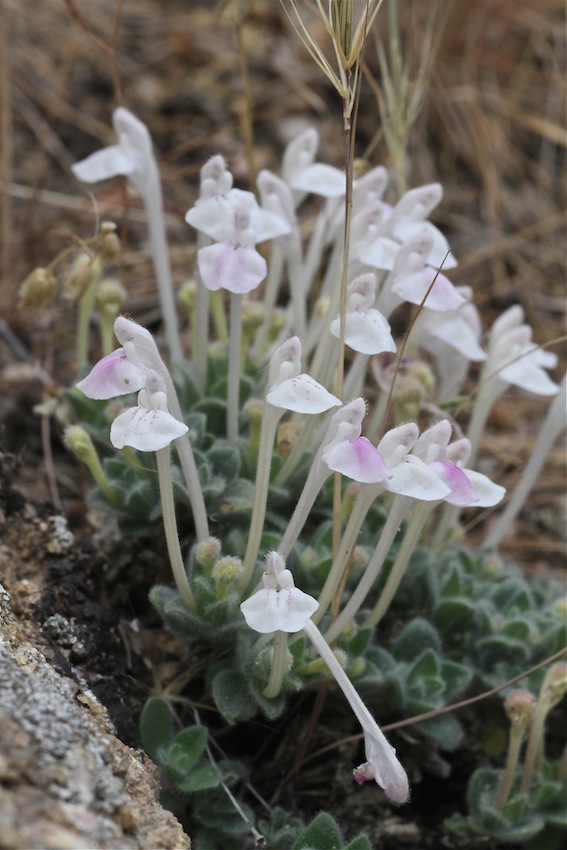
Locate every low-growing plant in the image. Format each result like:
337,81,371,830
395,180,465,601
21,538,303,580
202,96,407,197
17,1,566,847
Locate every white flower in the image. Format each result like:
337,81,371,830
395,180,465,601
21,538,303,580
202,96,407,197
110,371,188,452
240,552,319,633
329,273,396,355
265,337,341,414
72,107,156,196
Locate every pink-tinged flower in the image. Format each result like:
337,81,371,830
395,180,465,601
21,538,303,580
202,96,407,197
303,618,410,805
72,107,156,195
329,273,396,355
76,347,147,400
197,206,267,294
77,316,166,401
323,420,452,500
383,226,464,313
265,336,341,414
186,159,290,244
446,438,506,507
110,371,188,452
240,552,319,633
354,728,410,805
322,436,389,484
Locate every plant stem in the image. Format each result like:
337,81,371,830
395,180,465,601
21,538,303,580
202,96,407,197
363,499,434,630
324,494,412,643
155,446,196,613
143,177,182,362
227,292,243,443
263,630,288,698
239,404,283,592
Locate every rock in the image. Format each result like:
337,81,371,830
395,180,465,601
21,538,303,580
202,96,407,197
0,582,190,850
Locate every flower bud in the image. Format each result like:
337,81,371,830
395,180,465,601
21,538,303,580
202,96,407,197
18,267,57,309
243,398,264,428
178,279,198,312
212,556,243,586
277,421,301,457
407,360,435,395
504,690,535,730
194,537,222,572
99,221,120,262
63,253,100,300
242,301,265,333
96,279,126,318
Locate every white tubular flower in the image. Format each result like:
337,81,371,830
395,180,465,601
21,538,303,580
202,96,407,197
281,127,345,201
487,306,559,397
329,273,396,355
240,552,319,634
303,618,409,805
72,107,156,195
266,336,341,414
110,371,188,452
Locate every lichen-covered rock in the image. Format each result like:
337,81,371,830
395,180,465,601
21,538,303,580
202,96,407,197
0,582,190,850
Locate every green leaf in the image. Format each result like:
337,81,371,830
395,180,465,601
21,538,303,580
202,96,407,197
393,618,441,661
415,712,463,750
435,597,477,634
292,812,343,850
216,478,256,514
207,442,241,482
407,648,441,682
344,836,372,850
168,725,208,769
139,697,175,760
212,669,257,724
176,763,220,792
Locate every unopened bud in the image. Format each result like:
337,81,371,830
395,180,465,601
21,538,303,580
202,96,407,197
178,279,198,312
100,221,120,262
315,296,331,318
195,537,222,572
407,360,435,395
63,253,100,300
19,267,57,309
540,663,567,710
267,308,286,342
277,421,301,457
64,424,96,462
96,279,126,317
212,556,243,585
243,398,264,428
348,657,366,678
505,690,535,730
242,301,265,332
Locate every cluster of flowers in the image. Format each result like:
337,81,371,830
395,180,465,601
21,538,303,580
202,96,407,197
71,108,563,805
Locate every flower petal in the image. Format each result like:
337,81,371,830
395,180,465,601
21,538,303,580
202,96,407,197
290,163,345,197
385,455,451,500
110,406,188,451
266,374,341,414
323,437,389,484
72,146,135,184
76,349,147,399
429,460,478,506
392,266,466,312
330,310,396,355
198,243,267,294
240,587,319,633
462,468,506,507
